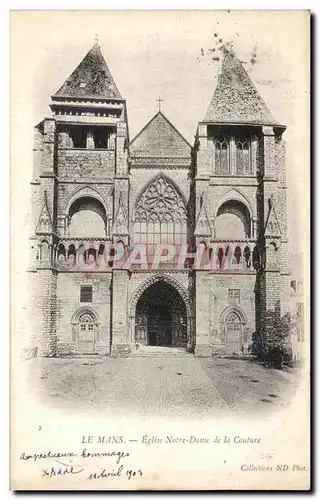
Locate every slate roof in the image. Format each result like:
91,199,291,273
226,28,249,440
203,48,278,126
54,43,122,100
130,111,191,157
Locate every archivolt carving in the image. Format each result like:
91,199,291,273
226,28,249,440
71,306,100,324
220,305,247,324
65,186,110,216
214,188,253,219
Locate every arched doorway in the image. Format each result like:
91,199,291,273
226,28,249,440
134,280,188,349
78,312,95,353
71,307,100,354
220,307,246,355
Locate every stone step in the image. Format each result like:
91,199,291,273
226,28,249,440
131,346,191,357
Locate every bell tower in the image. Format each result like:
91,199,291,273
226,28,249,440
193,46,290,357
29,42,130,356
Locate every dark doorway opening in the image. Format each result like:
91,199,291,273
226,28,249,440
135,281,187,348
148,304,172,346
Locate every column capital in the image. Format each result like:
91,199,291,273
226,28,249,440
198,123,207,138
262,125,275,137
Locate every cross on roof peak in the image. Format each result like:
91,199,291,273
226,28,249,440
156,96,164,112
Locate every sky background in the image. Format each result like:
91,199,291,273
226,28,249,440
11,10,309,279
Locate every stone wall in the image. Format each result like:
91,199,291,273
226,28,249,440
57,149,115,179
56,271,112,355
35,269,58,356
195,271,256,356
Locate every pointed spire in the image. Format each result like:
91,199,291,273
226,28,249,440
36,191,54,234
54,43,122,100
113,192,128,235
203,47,278,126
194,193,211,236
264,195,282,237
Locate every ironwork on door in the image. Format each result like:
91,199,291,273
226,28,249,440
78,313,95,353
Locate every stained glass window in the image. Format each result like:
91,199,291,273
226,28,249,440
134,176,187,250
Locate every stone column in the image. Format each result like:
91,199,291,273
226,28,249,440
196,123,210,177
36,269,58,356
194,272,211,356
110,269,131,357
86,130,94,149
230,134,236,175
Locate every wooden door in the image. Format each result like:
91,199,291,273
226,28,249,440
225,312,242,355
78,313,95,353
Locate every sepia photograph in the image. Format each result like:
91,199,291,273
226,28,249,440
10,10,310,490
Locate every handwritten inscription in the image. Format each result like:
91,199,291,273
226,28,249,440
20,446,143,481
20,451,77,462
18,433,308,485
42,465,84,478
81,448,129,465
87,465,143,481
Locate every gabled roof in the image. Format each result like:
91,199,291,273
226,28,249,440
130,111,191,157
54,43,122,100
203,48,278,126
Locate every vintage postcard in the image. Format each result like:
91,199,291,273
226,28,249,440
10,10,310,490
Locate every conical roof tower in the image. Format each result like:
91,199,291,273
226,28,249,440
203,48,280,126
50,42,126,122
54,42,122,100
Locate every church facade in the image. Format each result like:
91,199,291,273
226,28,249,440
28,43,291,358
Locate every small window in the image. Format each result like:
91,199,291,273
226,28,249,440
235,136,251,175
228,289,240,304
215,136,229,174
80,285,93,303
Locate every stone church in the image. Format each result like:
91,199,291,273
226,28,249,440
28,42,291,357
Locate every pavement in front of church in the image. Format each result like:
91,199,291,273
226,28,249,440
27,355,300,421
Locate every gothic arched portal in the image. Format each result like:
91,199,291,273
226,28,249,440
135,281,187,348
129,275,193,351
